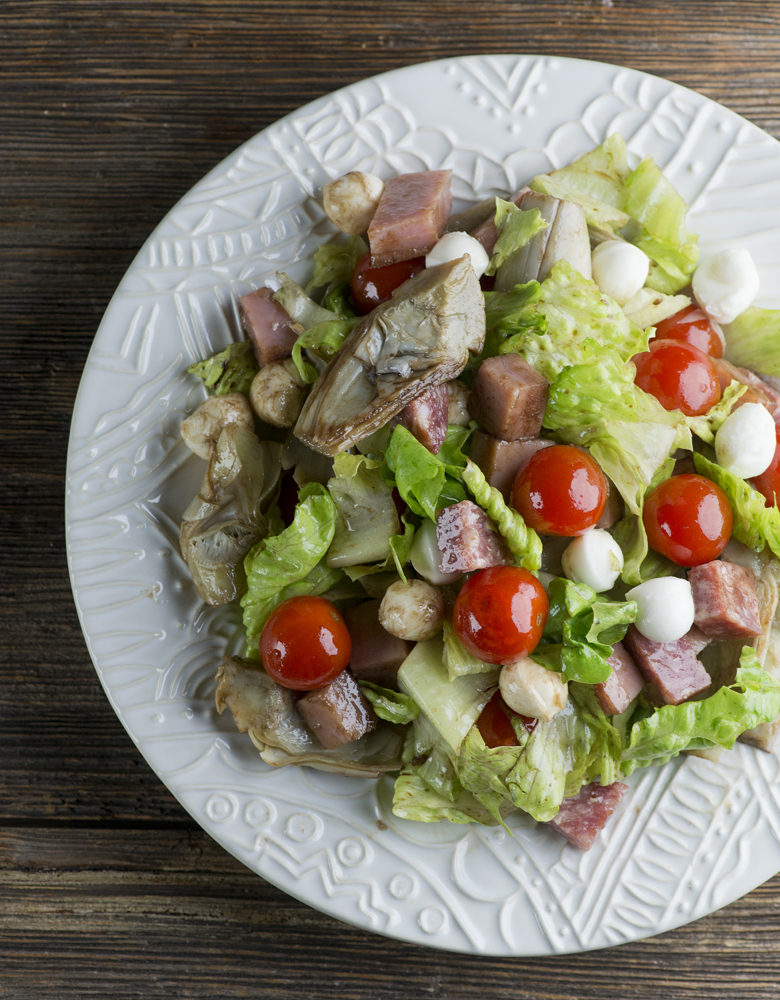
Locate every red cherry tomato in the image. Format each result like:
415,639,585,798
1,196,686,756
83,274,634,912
511,445,608,537
654,304,724,358
642,474,734,566
633,339,721,417
475,691,536,748
350,251,425,314
453,566,548,665
750,423,780,507
260,596,352,690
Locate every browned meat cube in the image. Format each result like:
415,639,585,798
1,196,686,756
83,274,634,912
593,642,644,716
397,383,449,454
689,560,763,640
623,625,711,706
436,500,513,574
297,669,376,749
712,358,780,420
469,431,555,500
239,288,299,367
368,171,452,266
547,782,628,851
469,354,549,440
468,187,530,255
343,599,413,688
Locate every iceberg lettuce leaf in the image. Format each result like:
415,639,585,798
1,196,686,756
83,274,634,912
292,317,360,383
359,682,420,725
305,236,367,295
724,306,780,376
187,340,259,396
485,199,548,277
392,770,505,826
384,425,468,520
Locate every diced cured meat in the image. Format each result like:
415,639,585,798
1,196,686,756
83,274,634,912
593,642,644,715
712,358,780,420
689,560,763,640
547,781,628,851
469,187,529,255
468,354,549,441
469,431,554,499
297,668,376,749
240,288,299,367
595,478,624,530
368,171,452,266
397,384,449,454
343,599,413,688
623,624,712,706
436,500,513,574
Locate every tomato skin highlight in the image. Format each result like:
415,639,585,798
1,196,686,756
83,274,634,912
654,304,724,358
642,474,734,567
453,566,548,665
633,339,721,417
476,691,536,748
350,252,425,314
260,596,352,690
750,423,780,507
511,445,608,537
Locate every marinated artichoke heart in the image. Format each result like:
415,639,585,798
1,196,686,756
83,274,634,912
215,656,405,775
180,424,281,606
294,255,486,456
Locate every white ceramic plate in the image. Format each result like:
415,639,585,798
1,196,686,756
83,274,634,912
66,55,780,956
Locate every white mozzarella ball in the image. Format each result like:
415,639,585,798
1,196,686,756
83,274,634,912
426,232,490,279
692,248,760,325
499,657,568,722
626,578,695,644
561,529,624,593
590,241,650,306
715,402,777,480
409,518,462,586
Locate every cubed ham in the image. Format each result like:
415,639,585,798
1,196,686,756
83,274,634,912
623,624,712,706
367,171,452,266
239,288,299,367
397,384,449,454
712,358,780,420
595,478,624,531
343,599,413,688
469,187,530,256
689,560,763,640
436,500,513,574
296,669,376,749
468,354,549,440
469,431,554,499
593,642,644,715
547,781,628,851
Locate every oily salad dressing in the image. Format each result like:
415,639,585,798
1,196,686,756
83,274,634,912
180,134,780,851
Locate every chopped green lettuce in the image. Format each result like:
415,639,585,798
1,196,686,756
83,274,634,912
305,236,367,295
326,454,400,568
724,307,780,376
359,682,420,725
384,425,468,520
441,618,499,681
687,380,747,444
472,280,543,369
291,318,359,383
187,341,259,396
621,287,691,330
485,199,548,277
461,460,542,571
693,452,780,559
392,770,503,825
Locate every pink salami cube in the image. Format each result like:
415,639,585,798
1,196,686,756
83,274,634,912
547,781,628,851
593,641,644,716
623,625,711,706
468,354,549,441
239,288,299,367
397,384,449,454
343,599,413,689
689,560,763,640
469,432,554,500
368,171,452,266
297,669,376,749
435,500,513,574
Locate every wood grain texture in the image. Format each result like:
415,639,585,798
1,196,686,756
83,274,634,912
4,1,780,996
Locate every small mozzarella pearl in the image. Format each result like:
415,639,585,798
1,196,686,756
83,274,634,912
692,248,759,325
561,529,624,593
714,402,777,479
426,231,490,279
626,578,695,644
409,518,462,586
590,241,650,306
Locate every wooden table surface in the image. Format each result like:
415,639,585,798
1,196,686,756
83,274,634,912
5,1,780,996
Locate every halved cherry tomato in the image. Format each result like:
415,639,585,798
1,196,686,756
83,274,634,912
750,423,780,507
260,595,352,690
642,473,733,566
453,566,548,665
654,304,724,358
633,339,721,417
511,445,607,537
350,251,425,314
476,691,536,748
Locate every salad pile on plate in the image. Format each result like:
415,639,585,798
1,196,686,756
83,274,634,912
178,134,780,850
